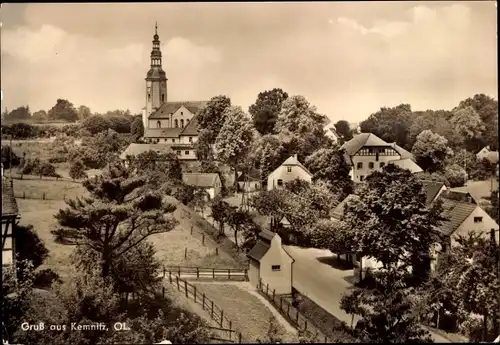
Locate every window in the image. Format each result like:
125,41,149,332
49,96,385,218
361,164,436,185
473,217,483,223
271,265,281,271
162,94,165,102
186,119,190,124
368,148,373,153
360,175,364,181
357,162,363,169
185,151,190,155
277,179,283,186
164,139,167,142
176,151,181,155
148,93,151,101
172,139,175,143
369,162,374,169
287,167,292,173
175,119,179,128
189,137,193,143
181,119,184,128
181,112,183,115
380,162,385,168
156,121,161,128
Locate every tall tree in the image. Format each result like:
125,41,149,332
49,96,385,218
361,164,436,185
249,88,289,135
214,106,255,173
4,105,31,121
333,120,353,142
253,134,288,182
130,117,145,138
77,105,92,121
450,106,485,151
48,99,78,122
69,160,88,181
411,130,453,172
304,147,353,199
342,164,444,283
54,163,178,280
194,129,214,161
196,95,232,143
32,110,48,122
359,104,413,150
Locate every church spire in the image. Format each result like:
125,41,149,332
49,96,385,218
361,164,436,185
151,23,161,67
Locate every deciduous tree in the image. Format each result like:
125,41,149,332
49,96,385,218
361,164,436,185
48,99,78,122
412,130,453,172
82,114,112,135
77,105,92,121
444,164,467,187
450,106,485,151
69,159,88,181
196,95,232,143
249,88,288,135
334,120,353,142
130,117,145,137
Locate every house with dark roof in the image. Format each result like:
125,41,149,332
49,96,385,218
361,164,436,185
139,25,207,157
182,173,222,200
236,168,262,192
267,155,312,191
341,133,422,183
421,180,448,206
2,175,20,270
247,230,294,295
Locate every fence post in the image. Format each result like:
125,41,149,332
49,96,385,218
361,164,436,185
229,321,232,340
42,192,46,200
213,268,215,279
244,269,248,281
220,310,224,327
178,266,181,277
197,267,199,279
162,286,165,298
191,225,193,234
184,248,187,259
163,266,166,278
238,333,242,344
304,319,307,331
228,269,231,280
176,276,180,290
280,296,283,310
202,293,206,309
287,304,290,317
184,281,188,297
169,271,172,283
273,289,275,301
296,311,299,324
202,233,205,245
211,300,214,319
324,335,327,343
194,286,197,303
216,247,218,256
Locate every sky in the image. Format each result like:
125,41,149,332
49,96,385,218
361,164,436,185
0,2,497,123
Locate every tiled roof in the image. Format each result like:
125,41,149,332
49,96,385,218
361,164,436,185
236,168,262,182
388,158,423,173
259,230,276,242
182,173,219,188
341,133,391,156
119,143,174,160
2,178,18,216
421,180,445,206
437,198,477,236
330,194,359,220
148,101,207,120
144,127,182,138
180,114,199,136
247,240,270,262
279,155,312,176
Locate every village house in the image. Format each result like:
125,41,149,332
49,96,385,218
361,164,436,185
120,143,197,165
2,168,19,272
236,168,262,192
341,133,423,183
182,172,222,200
267,155,312,191
323,124,342,144
476,145,499,164
247,230,294,295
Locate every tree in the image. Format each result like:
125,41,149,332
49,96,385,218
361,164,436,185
226,207,254,248
4,105,31,122
249,88,288,135
469,158,497,181
194,129,214,161
131,150,182,181
342,164,445,283
53,163,178,280
341,268,433,343
131,117,145,137
13,224,49,272
250,189,293,231
210,197,233,236
107,113,134,133
82,114,112,135
304,147,353,199
308,219,354,255
458,94,499,150
256,317,284,343
450,106,485,151
190,188,209,216
77,105,92,121
412,130,453,172
32,110,48,122
1,145,21,168
196,95,232,143
253,134,288,182
360,104,413,150
214,106,255,172
444,164,467,187
48,99,78,122
34,160,59,179
69,160,88,181
7,122,37,139
334,120,353,142
174,183,195,206
274,95,329,158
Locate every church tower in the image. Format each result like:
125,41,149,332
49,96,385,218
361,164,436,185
144,23,167,128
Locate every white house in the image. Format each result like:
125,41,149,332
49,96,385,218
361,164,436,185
182,173,222,200
476,146,499,164
247,230,294,295
267,155,312,191
323,124,342,144
236,168,262,192
120,143,197,163
341,133,422,183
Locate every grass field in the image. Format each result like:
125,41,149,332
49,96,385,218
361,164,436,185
192,283,298,342
12,178,87,200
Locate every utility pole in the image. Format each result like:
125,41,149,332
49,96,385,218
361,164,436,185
9,134,13,179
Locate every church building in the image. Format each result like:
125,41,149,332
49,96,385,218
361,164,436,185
140,24,208,160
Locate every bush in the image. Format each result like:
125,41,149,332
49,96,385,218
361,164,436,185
69,160,88,180
82,114,112,135
130,117,145,137
1,145,21,168
34,161,59,178
445,164,468,187
469,158,496,181
14,224,49,270
34,269,62,289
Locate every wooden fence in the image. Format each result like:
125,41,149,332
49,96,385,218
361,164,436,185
14,191,71,201
257,279,332,343
163,268,244,343
163,266,248,281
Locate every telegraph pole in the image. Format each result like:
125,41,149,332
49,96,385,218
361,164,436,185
9,134,13,179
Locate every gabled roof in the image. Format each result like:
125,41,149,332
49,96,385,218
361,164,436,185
389,142,413,160
120,143,174,160
182,173,220,188
148,101,208,120
421,180,446,206
2,178,18,217
144,127,182,138
324,126,341,139
179,114,199,136
236,168,261,182
331,194,359,220
259,230,276,243
278,155,312,176
247,240,270,261
388,158,423,173
437,198,478,236
341,133,391,156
